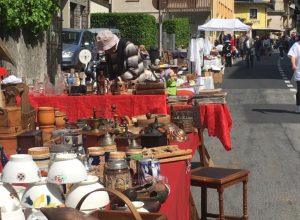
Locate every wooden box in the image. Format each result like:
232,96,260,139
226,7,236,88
0,131,23,155
203,71,223,84
213,71,223,84
141,132,168,148
16,130,43,154
0,106,22,134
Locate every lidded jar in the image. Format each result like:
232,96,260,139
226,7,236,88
103,152,132,191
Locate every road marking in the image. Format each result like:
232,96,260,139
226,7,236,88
278,58,297,93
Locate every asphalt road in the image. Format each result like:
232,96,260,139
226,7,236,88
191,50,300,220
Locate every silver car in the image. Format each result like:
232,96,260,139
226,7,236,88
62,28,96,70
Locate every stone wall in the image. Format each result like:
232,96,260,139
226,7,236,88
0,31,47,85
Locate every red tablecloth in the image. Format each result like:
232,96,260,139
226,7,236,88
29,94,167,122
0,133,200,220
167,104,232,151
9,94,232,220
160,132,199,220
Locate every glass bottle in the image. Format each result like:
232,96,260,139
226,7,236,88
0,145,8,167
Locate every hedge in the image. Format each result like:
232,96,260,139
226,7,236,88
163,18,190,48
91,13,157,49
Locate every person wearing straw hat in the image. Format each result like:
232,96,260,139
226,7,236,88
96,30,144,81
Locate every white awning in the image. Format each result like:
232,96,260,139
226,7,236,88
198,18,251,32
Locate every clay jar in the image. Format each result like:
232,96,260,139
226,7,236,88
54,111,66,129
37,107,55,126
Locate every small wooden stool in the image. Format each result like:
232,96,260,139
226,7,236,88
191,167,249,220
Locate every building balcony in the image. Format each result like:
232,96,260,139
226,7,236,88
235,0,270,3
166,0,211,12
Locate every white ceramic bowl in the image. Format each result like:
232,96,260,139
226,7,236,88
0,182,21,212
47,153,87,184
1,154,41,184
1,208,25,220
65,175,109,211
21,177,65,208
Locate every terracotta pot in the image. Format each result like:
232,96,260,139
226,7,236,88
39,125,55,143
55,111,66,129
37,107,55,126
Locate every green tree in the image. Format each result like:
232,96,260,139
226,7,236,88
0,0,59,36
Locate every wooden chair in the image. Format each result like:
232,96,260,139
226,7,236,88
190,103,249,220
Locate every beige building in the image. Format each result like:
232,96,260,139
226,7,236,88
110,0,234,36
267,0,294,34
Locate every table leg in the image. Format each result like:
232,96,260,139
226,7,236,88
217,188,225,220
243,180,249,220
190,190,200,220
201,187,207,220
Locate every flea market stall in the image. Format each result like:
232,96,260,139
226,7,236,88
0,20,238,219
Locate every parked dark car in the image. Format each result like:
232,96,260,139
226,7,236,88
62,28,96,70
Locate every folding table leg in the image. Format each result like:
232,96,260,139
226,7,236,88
201,187,207,220
217,188,225,220
243,180,249,220
189,190,200,220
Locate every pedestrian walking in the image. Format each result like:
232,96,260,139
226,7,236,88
278,36,286,59
287,36,300,112
254,36,262,62
243,35,254,68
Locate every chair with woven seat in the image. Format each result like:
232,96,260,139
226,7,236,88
190,103,250,220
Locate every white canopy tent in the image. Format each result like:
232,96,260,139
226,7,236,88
198,18,251,32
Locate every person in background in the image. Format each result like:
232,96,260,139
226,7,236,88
238,34,246,60
288,32,297,50
96,30,144,81
278,35,286,59
243,35,254,68
254,35,262,62
263,36,271,56
288,33,300,112
223,39,232,67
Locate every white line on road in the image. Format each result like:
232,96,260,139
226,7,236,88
290,88,297,92
287,84,294,88
284,80,291,83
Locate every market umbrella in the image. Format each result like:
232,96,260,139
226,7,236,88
198,18,251,32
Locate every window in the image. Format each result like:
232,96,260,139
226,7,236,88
249,8,257,19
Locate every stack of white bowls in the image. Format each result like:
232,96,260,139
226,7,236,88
1,152,109,218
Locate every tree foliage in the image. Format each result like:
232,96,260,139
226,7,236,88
0,0,59,35
163,18,190,48
91,13,157,49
